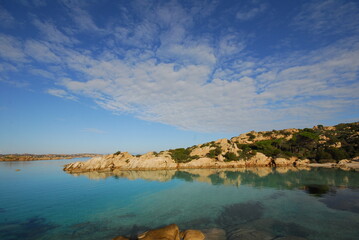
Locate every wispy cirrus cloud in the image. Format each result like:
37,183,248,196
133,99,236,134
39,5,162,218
32,19,77,45
293,0,359,35
0,34,27,62
0,5,15,28
236,3,267,21
47,89,77,101
82,128,106,134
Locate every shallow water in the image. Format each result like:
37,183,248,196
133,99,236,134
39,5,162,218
0,159,358,240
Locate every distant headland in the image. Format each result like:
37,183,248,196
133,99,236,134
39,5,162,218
64,122,359,173
0,154,101,162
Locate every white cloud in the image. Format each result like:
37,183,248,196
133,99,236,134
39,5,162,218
218,35,246,58
53,34,359,132
0,5,15,28
294,0,359,35
82,128,106,134
61,0,102,33
0,62,18,72
157,43,216,66
1,0,358,133
47,89,77,101
29,69,55,79
32,19,76,44
0,77,29,88
24,40,61,63
236,3,267,21
19,0,47,7
0,34,27,62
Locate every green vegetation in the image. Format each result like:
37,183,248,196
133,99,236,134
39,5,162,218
224,152,238,162
247,133,255,141
233,123,359,163
278,130,291,136
237,144,257,160
114,151,122,155
263,131,272,137
206,146,222,158
169,148,199,163
130,122,358,164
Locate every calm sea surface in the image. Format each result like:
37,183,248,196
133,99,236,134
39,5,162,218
0,158,358,240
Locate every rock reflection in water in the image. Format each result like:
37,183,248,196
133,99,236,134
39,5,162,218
69,167,358,191
302,184,334,197
172,171,199,182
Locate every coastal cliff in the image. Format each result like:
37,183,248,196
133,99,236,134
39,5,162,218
64,122,359,173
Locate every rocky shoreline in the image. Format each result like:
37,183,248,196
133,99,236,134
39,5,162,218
112,223,313,240
0,153,101,162
63,151,359,173
63,123,359,173
63,151,310,173
113,224,207,240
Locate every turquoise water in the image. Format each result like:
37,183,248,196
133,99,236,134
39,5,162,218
0,159,358,240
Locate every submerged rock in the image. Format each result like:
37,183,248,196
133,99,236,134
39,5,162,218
112,224,208,240
320,189,359,213
137,224,180,240
226,228,274,240
180,229,205,240
275,237,308,240
216,201,264,228
201,228,226,240
113,237,129,240
0,217,57,240
241,218,311,238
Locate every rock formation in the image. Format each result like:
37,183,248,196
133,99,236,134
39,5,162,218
112,224,205,240
64,122,359,173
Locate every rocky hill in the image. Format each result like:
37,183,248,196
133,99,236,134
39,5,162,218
64,122,359,172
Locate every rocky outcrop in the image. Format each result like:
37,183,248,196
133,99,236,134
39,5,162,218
64,152,178,172
64,151,312,173
112,224,207,240
64,150,313,172
64,122,358,173
179,230,205,240
137,224,180,240
309,159,359,171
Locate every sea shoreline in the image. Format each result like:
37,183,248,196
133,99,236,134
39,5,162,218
0,154,101,162
64,159,359,174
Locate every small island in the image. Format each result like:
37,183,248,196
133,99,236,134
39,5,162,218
64,122,359,173
0,153,101,162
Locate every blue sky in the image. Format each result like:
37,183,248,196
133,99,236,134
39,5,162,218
0,0,358,154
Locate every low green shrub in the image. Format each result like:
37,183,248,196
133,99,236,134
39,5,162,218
224,152,238,162
206,146,222,158
169,148,199,163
